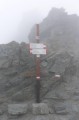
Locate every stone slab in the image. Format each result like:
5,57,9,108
8,104,28,115
32,103,49,115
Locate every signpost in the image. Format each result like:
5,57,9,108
30,48,46,55
30,24,47,103
30,43,46,49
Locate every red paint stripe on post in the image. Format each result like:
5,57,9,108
36,24,40,43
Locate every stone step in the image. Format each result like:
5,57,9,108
8,104,28,115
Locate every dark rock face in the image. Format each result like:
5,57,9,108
29,8,79,56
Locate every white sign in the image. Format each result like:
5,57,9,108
55,74,61,78
30,43,46,49
30,48,46,55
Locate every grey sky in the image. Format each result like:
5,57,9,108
0,0,79,44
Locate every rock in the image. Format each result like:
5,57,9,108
32,103,49,115
72,91,79,101
49,108,54,114
54,103,68,115
48,52,72,75
72,104,79,113
29,8,79,57
69,113,79,120
0,114,8,120
0,109,4,115
34,115,50,120
8,104,28,115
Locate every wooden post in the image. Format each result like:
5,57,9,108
36,24,40,103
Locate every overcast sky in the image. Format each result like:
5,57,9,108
0,0,79,44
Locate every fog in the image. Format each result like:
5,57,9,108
0,0,79,44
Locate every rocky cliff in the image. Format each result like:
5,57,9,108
29,8,79,56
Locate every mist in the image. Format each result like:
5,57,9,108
15,10,43,43
0,0,79,44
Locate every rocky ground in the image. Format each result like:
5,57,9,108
0,41,78,119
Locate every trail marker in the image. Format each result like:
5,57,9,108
30,24,47,103
30,43,46,49
30,48,46,55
